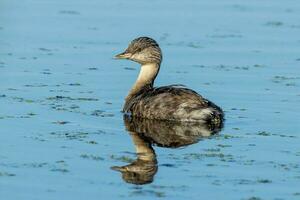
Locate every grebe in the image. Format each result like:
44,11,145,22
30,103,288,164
115,37,224,125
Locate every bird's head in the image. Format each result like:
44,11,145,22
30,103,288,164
115,37,162,65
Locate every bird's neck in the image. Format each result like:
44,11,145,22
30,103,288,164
126,63,160,101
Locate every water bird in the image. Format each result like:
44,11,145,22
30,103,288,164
115,37,224,126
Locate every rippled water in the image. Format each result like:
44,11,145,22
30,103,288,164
1,0,300,199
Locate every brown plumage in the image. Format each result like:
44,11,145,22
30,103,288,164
115,37,224,126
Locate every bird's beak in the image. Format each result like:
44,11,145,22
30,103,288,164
114,52,132,59
111,166,127,172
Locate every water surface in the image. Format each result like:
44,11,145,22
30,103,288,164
1,0,300,199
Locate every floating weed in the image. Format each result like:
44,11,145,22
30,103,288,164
26,162,49,168
124,67,136,70
273,163,299,171
50,160,69,173
0,172,16,177
79,91,93,94
20,162,60,169
129,190,166,198
150,184,187,190
257,179,272,183
253,64,266,68
234,66,249,70
237,179,254,185
87,140,98,145
274,133,296,138
175,70,188,74
285,83,296,86
160,163,176,168
50,105,70,112
272,76,300,86
76,97,97,101
52,121,70,125
50,168,69,173
4,115,15,119
216,134,240,140
257,131,296,138
206,163,216,167
235,178,271,185
110,155,134,163
47,96,99,101
38,47,52,52
204,148,221,152
41,71,52,75
290,24,300,29
88,67,98,70
246,196,262,200
63,131,88,139
208,34,242,39
166,153,181,160
257,131,270,136
24,84,48,87
80,154,104,161
183,152,234,162
212,180,222,186
243,159,255,166
59,10,80,15
11,97,36,103
0,114,39,119
67,83,81,86
91,110,114,117
186,42,202,48
217,144,232,148
191,64,263,71
265,21,284,27
49,89,70,93
49,131,90,140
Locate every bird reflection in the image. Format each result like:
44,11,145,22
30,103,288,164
111,115,223,185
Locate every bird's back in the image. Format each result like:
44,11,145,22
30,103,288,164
123,85,224,127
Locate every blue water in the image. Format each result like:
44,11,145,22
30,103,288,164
1,0,300,199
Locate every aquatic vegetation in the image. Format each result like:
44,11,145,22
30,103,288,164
80,154,104,161
0,172,16,177
265,21,284,27
46,96,99,101
110,155,135,163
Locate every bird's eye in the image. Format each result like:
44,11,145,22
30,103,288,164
135,47,142,53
